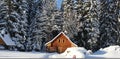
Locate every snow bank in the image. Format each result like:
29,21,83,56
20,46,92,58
50,47,87,58
62,47,87,58
92,45,120,58
0,50,56,58
0,47,88,58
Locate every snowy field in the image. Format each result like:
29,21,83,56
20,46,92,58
0,45,120,59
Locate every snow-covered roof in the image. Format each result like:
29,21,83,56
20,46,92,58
0,30,15,46
45,32,78,47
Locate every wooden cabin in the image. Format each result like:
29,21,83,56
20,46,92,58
0,38,5,45
45,32,78,53
0,30,15,49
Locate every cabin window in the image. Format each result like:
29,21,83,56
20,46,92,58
63,40,64,43
58,39,60,43
58,39,65,43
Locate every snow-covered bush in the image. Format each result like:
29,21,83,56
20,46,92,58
49,47,88,58
61,47,87,58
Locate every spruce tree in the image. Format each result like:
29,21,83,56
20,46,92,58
0,0,8,32
62,0,78,39
99,0,119,48
33,0,57,51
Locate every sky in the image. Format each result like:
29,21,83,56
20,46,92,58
56,0,63,9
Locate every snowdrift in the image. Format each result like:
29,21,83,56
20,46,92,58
90,45,120,58
61,47,87,58
50,47,88,58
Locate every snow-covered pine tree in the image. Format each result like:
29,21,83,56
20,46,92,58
61,0,78,39
0,0,8,32
4,0,28,51
99,0,119,48
73,0,100,51
0,0,27,49
25,0,44,51
51,9,64,37
73,0,91,48
33,0,57,51
117,0,120,45
73,0,87,47
72,0,85,39
85,0,100,51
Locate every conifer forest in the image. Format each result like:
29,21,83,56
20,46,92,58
0,0,120,52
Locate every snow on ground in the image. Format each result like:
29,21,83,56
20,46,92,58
0,47,87,58
0,50,56,58
0,45,120,58
49,47,87,58
87,45,120,58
